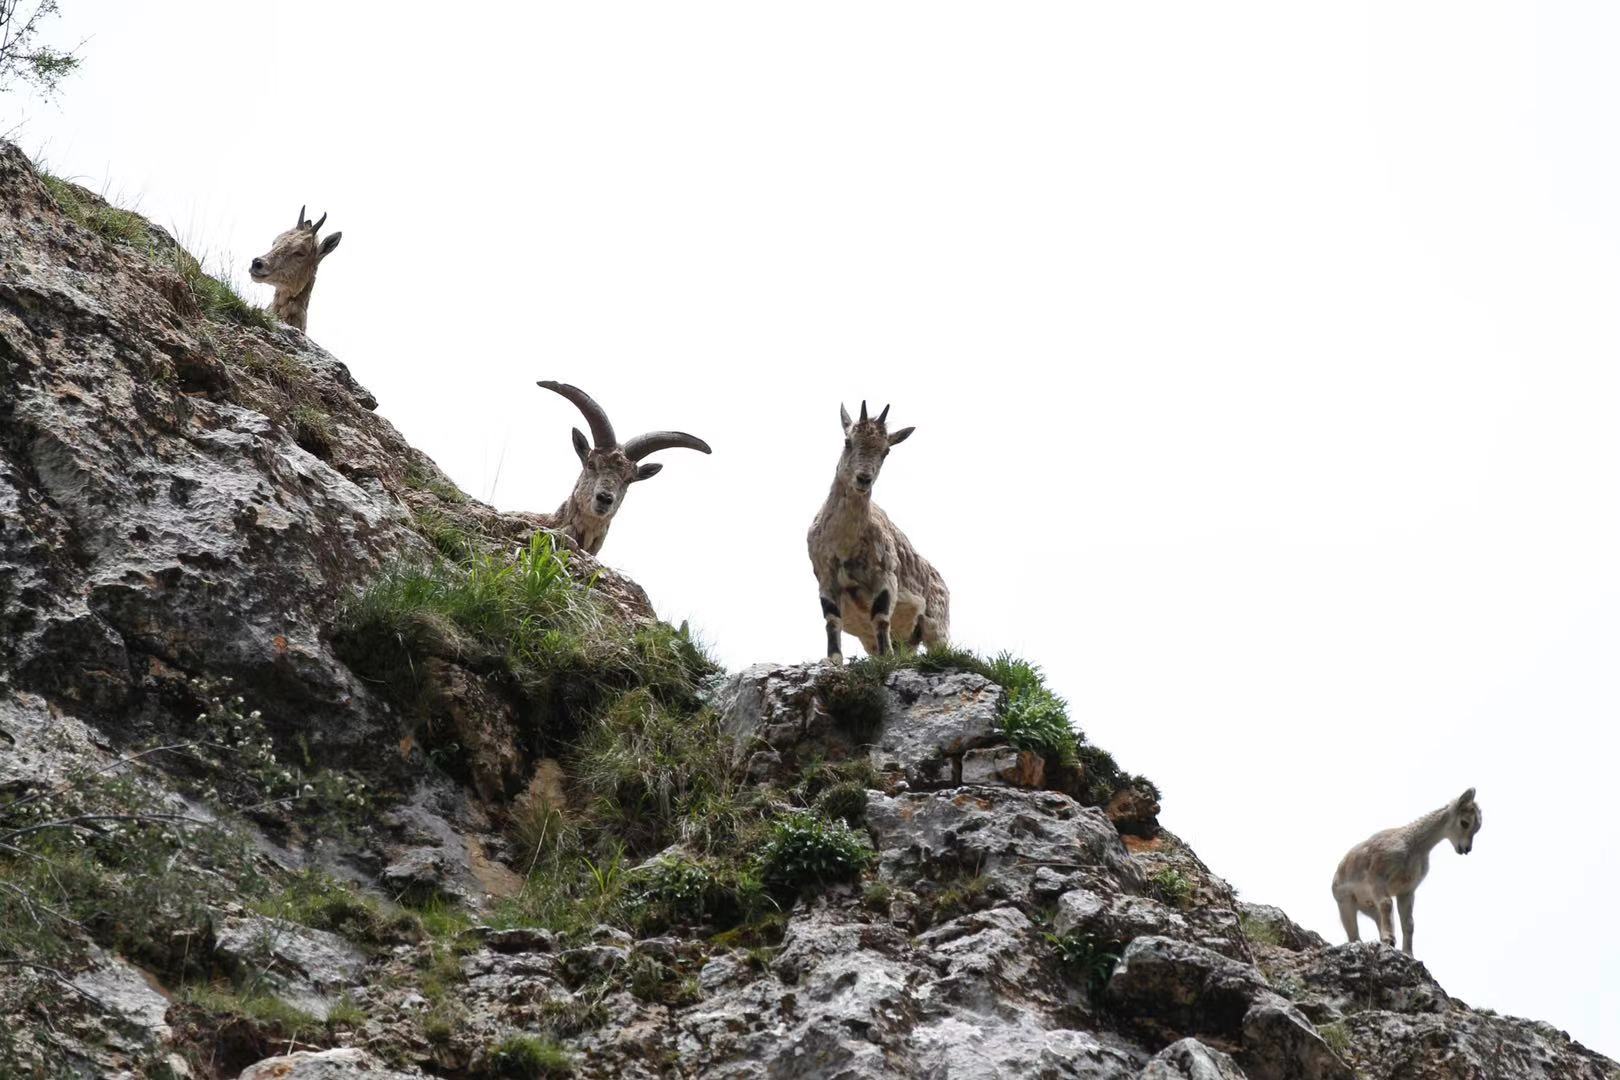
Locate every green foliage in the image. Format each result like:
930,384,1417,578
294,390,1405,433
626,853,769,931
38,173,146,244
1240,911,1284,947
483,1034,573,1078
494,853,630,939
290,403,336,457
0,755,267,982
995,655,1078,767
756,811,874,895
625,954,702,1007
180,984,319,1033
922,872,992,926
37,171,272,329
1318,1020,1352,1058
0,1,79,96
178,678,372,831
812,780,869,826
252,870,419,947
172,248,276,328
1149,867,1194,909
576,689,738,850
339,535,718,756
1045,931,1121,999
818,661,893,739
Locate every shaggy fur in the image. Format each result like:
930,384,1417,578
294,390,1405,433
807,402,949,662
249,206,342,331
1331,787,1482,955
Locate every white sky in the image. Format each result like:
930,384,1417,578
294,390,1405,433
9,1,1619,1058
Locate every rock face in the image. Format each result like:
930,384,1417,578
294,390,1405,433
1,141,1614,1080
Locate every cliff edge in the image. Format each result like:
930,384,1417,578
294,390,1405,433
2,142,1613,1080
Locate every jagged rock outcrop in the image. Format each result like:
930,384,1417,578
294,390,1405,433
2,141,1614,1080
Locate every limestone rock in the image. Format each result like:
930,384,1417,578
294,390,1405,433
237,1048,420,1078
213,915,368,1021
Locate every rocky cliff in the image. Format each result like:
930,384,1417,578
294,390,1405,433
1,141,1614,1080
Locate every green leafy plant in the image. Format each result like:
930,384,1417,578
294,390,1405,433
1149,867,1194,909
756,811,874,895
1045,931,1122,999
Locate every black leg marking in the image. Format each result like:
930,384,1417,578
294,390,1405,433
876,623,892,656
820,596,840,619
870,589,891,618
909,619,925,647
826,625,842,657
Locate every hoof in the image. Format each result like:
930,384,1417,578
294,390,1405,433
825,653,845,667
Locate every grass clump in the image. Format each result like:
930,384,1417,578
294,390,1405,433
290,403,336,457
756,811,873,895
482,1034,573,1078
575,689,738,851
39,173,148,245
1318,1020,1352,1058
172,249,276,329
1149,867,1194,909
251,870,417,946
340,534,716,733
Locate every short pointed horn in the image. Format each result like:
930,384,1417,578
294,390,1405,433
860,401,869,423
622,431,712,461
297,204,307,227
310,211,328,233
877,404,890,425
536,381,616,449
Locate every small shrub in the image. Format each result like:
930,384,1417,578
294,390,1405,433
756,812,874,895
627,854,766,929
818,662,892,739
1149,867,1194,909
484,1034,573,1078
812,780,869,826
1045,931,1121,999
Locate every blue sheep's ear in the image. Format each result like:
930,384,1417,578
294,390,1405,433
571,428,590,464
887,426,915,446
1457,787,1476,807
840,404,853,434
634,462,664,482
318,231,342,259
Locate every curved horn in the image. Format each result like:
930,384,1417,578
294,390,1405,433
297,204,307,227
536,381,616,449
310,210,328,233
877,404,890,425
621,431,712,461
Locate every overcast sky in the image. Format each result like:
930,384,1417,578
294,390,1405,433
9,1,1619,1058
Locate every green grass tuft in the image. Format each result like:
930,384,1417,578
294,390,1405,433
484,1033,573,1077
1149,867,1194,909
